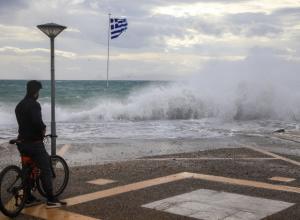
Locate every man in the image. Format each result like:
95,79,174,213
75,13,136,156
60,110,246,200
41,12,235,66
15,80,66,208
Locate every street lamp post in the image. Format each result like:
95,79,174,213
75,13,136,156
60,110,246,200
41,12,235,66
37,23,66,156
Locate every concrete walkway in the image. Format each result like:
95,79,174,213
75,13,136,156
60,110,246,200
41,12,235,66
1,145,299,220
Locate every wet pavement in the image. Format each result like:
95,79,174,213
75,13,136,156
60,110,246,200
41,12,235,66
0,133,300,219
2,132,300,167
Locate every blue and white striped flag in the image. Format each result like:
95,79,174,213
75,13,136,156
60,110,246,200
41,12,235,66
110,17,128,39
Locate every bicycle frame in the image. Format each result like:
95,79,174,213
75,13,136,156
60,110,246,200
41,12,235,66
21,156,40,179
19,155,42,194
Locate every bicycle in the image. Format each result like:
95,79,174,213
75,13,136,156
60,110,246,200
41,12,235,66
0,135,69,218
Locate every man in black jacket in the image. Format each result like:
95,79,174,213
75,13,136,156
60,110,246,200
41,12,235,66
15,80,66,208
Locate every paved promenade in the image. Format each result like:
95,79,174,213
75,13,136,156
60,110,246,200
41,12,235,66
1,139,299,220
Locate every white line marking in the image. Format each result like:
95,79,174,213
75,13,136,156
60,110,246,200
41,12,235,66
64,172,300,207
245,146,300,167
138,157,277,161
87,179,116,185
65,173,193,206
269,176,296,183
190,172,300,194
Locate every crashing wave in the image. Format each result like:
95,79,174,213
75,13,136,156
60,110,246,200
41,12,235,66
1,78,300,123
39,82,300,122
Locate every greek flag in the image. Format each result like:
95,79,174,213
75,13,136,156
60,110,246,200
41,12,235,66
110,18,128,39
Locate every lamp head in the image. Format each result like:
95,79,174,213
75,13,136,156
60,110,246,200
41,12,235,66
37,23,66,38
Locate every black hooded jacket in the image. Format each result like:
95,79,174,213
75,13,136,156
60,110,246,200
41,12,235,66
15,96,46,141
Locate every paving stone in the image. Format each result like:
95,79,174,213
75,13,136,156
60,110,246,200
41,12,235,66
142,189,294,220
189,205,237,220
223,210,257,220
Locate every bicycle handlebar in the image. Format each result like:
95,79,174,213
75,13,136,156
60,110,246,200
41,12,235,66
44,134,58,138
9,139,18,145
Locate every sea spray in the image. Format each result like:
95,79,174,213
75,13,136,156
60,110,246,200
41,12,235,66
1,79,300,124
39,81,300,122
0,80,299,141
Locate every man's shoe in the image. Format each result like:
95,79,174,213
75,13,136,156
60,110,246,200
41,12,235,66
25,195,41,207
46,198,67,209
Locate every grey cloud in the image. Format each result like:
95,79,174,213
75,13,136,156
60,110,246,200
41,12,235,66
0,0,282,52
189,18,227,36
227,12,274,25
83,0,251,20
0,0,28,9
65,13,187,50
247,47,288,56
273,7,300,16
82,0,156,17
225,7,300,37
0,0,299,80
243,24,282,37
0,0,29,25
224,12,282,37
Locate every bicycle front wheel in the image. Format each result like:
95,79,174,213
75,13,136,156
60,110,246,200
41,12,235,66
37,155,69,198
0,165,27,218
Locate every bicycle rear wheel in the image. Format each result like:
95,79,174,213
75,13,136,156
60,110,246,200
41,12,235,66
0,165,27,218
37,155,69,198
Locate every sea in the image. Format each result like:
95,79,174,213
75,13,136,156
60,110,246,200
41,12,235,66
0,79,299,145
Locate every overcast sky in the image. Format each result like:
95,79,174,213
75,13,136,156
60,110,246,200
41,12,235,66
0,0,299,80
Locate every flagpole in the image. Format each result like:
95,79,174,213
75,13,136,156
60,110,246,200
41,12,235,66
106,13,111,88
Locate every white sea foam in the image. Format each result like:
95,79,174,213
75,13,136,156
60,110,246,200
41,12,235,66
1,78,300,141
0,106,15,124
36,80,300,122
1,75,300,124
